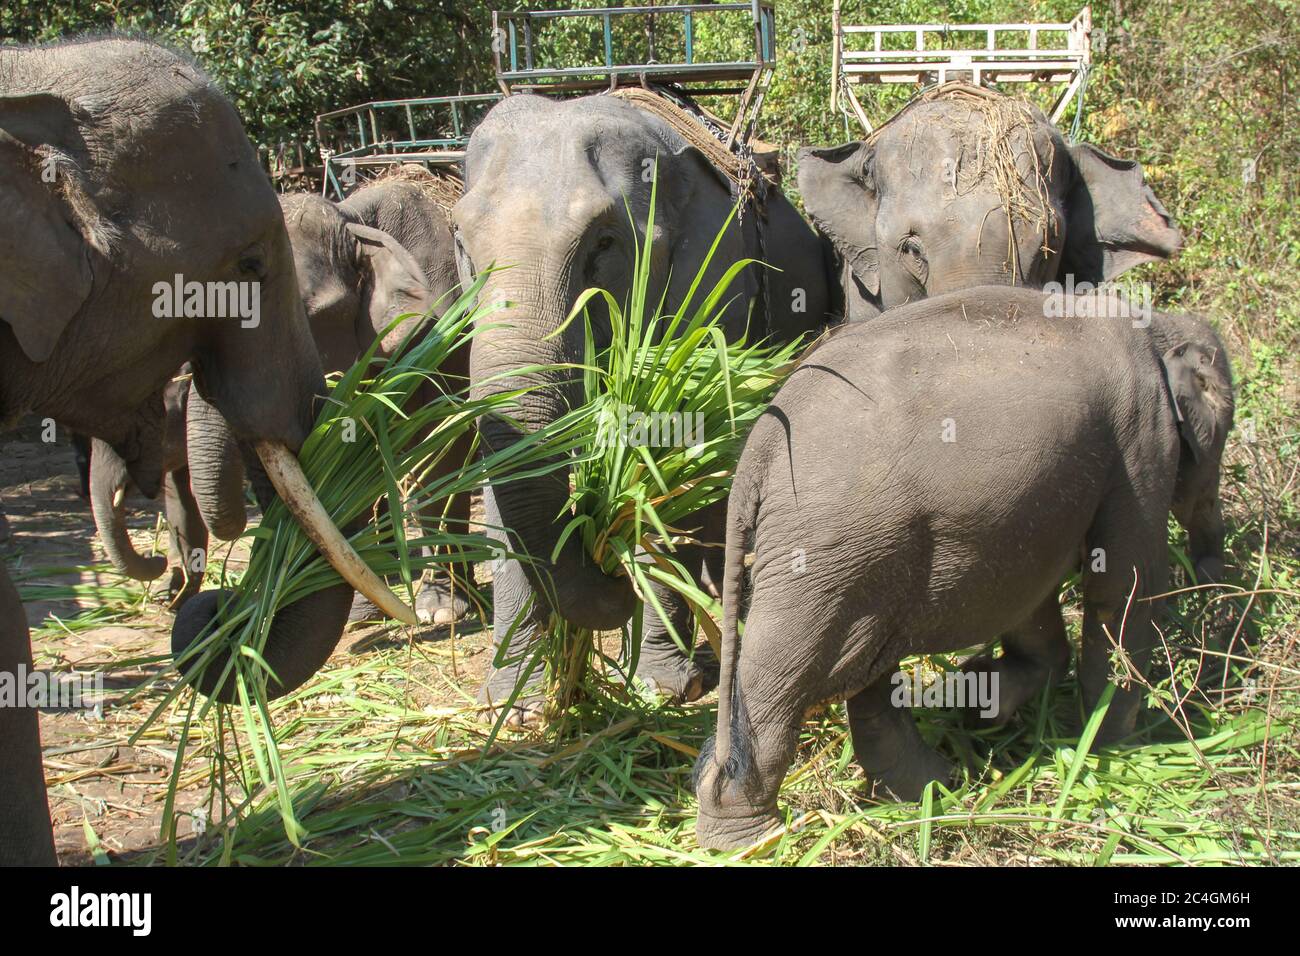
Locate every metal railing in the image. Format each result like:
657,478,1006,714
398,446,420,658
314,93,502,199
831,3,1092,132
492,3,776,146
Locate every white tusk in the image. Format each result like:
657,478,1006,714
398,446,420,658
254,440,418,625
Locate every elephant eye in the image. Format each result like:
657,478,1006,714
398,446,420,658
238,252,267,280
897,235,929,285
584,233,619,280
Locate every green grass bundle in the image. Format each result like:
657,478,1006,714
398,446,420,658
531,186,804,711
134,276,595,844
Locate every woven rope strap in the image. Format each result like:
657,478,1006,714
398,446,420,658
607,88,778,195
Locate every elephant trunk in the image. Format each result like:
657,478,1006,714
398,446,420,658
88,438,167,581
170,437,418,700
175,384,418,697
185,382,248,541
173,582,354,702
470,290,636,632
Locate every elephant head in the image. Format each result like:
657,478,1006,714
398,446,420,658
280,192,438,371
1152,315,1235,584
0,39,409,706
452,93,821,631
183,193,442,549
797,87,1183,318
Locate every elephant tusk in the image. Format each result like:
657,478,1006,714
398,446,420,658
253,440,418,626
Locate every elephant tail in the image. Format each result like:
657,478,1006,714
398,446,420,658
713,465,759,776
89,439,167,581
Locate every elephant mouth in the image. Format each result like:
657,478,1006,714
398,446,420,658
254,440,417,625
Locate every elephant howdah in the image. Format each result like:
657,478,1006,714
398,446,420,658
453,91,837,719
0,38,406,865
693,286,1234,850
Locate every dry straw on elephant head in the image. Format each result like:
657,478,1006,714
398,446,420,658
371,163,464,224
874,82,1059,270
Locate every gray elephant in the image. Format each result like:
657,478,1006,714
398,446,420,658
452,92,836,718
87,371,226,607
796,85,1182,320
1,38,405,865
693,286,1234,850
277,169,473,625
92,169,471,624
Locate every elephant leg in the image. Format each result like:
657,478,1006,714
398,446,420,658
164,467,207,609
847,669,955,802
414,425,475,626
346,495,398,625
694,601,815,850
477,485,550,726
1184,492,1227,586
961,591,1071,725
1079,494,1169,743
0,564,56,865
634,501,725,701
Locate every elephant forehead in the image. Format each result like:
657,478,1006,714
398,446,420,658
471,97,663,176
876,105,1057,184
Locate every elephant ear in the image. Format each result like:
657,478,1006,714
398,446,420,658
796,143,879,296
1061,143,1182,283
345,222,436,355
1163,342,1229,465
0,93,96,362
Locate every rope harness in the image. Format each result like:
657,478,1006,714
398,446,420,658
608,86,776,342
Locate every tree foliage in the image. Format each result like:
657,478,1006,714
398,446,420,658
3,0,1295,328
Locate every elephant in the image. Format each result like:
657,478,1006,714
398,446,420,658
90,170,471,624
87,369,238,607
693,286,1234,850
1,37,407,865
796,84,1183,320
452,92,836,719
276,169,473,625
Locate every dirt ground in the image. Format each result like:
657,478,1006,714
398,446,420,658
0,422,500,864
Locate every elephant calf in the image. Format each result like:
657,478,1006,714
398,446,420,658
694,286,1233,850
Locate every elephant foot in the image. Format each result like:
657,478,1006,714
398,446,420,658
695,810,783,851
865,747,954,803
848,678,955,802
478,696,546,730
415,577,472,626
476,657,547,729
958,653,1037,727
1087,689,1143,747
634,641,719,703
1193,555,1225,587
